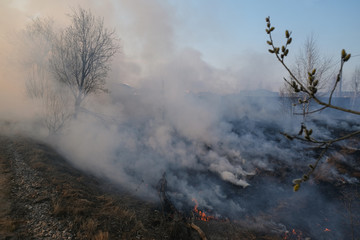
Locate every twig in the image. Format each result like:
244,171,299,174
265,16,359,189
189,223,207,240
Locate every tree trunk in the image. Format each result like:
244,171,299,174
73,95,82,119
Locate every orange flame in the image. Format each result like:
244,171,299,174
192,198,215,222
324,228,331,232
283,229,303,240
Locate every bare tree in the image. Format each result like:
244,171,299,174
352,67,360,95
20,18,72,135
294,35,333,91
351,66,360,108
280,35,333,119
49,8,120,113
279,82,297,115
21,9,119,134
42,87,72,135
25,63,49,99
19,18,55,99
265,16,358,191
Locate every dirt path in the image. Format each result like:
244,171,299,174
0,136,15,239
0,136,74,239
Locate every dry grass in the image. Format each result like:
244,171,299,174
0,139,17,238
79,218,99,239
0,218,16,233
29,147,145,239
93,231,109,240
0,136,289,239
81,218,98,233
52,198,67,217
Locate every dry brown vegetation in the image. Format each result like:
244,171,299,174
0,138,17,239
0,135,284,239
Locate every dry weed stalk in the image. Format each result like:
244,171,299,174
93,231,109,240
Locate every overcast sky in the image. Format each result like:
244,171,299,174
1,0,360,93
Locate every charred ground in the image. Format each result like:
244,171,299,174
0,135,286,240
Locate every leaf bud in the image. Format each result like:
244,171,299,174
287,38,292,45
308,76,314,85
284,49,289,56
313,80,319,86
267,40,272,45
341,49,347,59
285,30,290,38
266,17,270,22
293,183,300,192
308,164,314,169
302,175,309,181
267,22,271,28
270,27,275,32
344,54,351,62
268,49,275,54
298,125,304,135
312,69,316,75
308,129,313,135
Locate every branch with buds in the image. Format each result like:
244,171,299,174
265,16,360,191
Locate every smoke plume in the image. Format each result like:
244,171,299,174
0,1,359,239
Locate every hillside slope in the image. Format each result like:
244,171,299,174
0,136,282,240
0,136,193,239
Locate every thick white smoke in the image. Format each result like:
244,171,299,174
1,1,359,239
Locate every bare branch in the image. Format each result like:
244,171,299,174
49,8,120,111
265,16,359,189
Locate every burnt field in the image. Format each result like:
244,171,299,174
1,1,360,239
156,115,360,240
0,135,286,240
0,113,359,240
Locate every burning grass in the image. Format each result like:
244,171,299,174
0,135,290,239
1,134,358,239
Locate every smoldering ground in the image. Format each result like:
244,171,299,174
55,88,358,239
0,1,359,239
